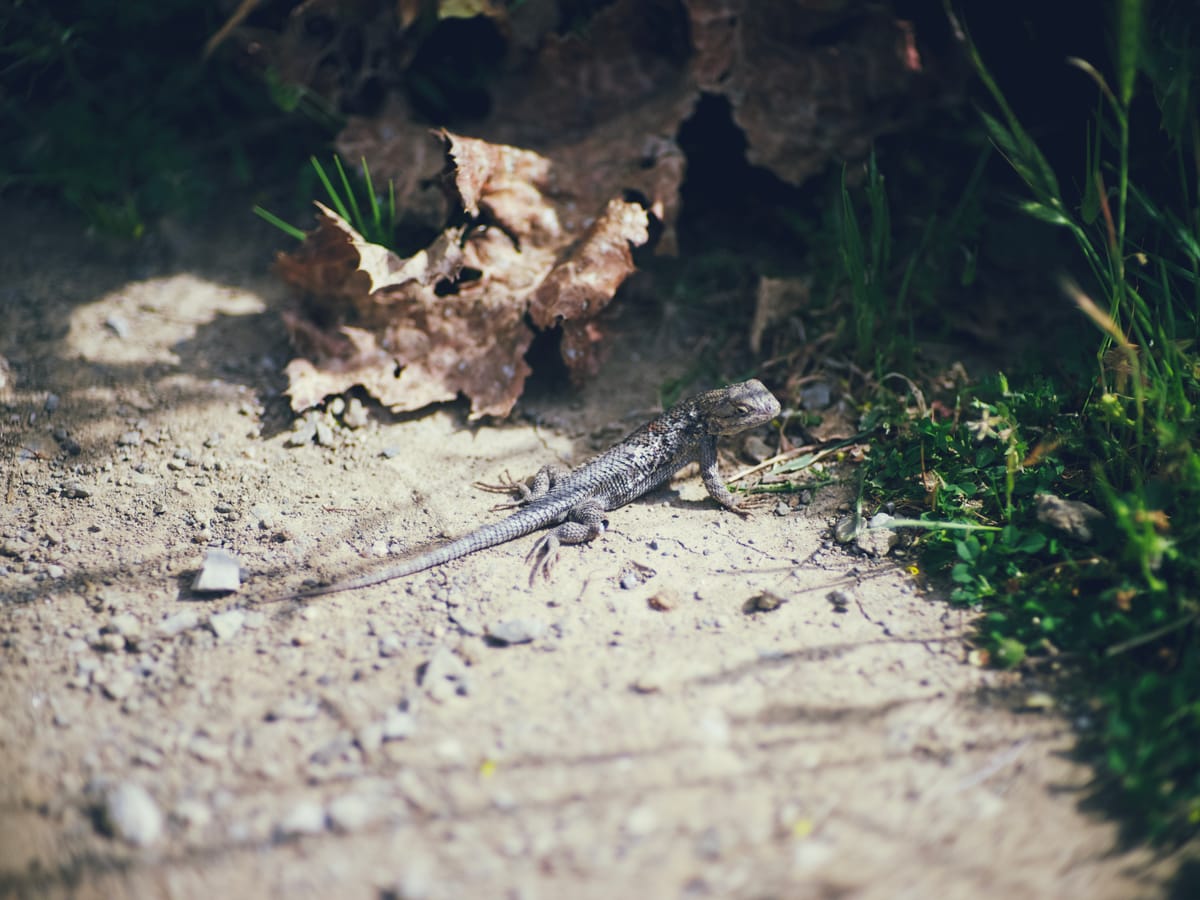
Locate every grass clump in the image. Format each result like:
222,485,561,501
254,155,400,249
828,1,1200,838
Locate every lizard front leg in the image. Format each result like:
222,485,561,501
698,434,750,516
476,463,570,509
525,499,607,583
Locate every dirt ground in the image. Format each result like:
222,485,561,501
0,202,1191,898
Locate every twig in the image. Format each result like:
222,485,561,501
1104,611,1199,657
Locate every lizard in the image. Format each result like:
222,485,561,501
265,379,780,602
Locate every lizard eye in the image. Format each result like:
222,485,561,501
733,404,750,414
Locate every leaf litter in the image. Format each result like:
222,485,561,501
266,0,957,419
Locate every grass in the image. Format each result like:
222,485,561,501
254,155,400,249
806,0,1200,839
0,0,327,238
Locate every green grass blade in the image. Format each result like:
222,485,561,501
252,205,307,241
333,155,366,235
1116,0,1145,107
311,156,351,223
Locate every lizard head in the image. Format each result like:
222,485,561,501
704,379,781,435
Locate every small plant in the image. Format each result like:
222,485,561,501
255,155,399,248
850,0,1200,838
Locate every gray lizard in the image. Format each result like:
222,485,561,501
267,379,780,601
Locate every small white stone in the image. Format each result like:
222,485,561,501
104,782,163,846
208,609,246,641
276,801,326,837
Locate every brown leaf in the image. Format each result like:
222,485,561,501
685,0,960,185
278,136,650,418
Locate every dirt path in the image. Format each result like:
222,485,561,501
0,205,1178,898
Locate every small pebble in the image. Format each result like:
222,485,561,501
117,431,142,447
285,422,317,447
188,733,227,763
266,695,320,722
61,481,90,499
104,314,130,338
157,610,200,638
800,381,833,410
743,591,787,613
342,397,369,429
420,647,470,697
378,633,404,658
276,801,327,837
327,793,377,833
102,669,137,701
102,782,163,846
314,421,336,447
382,708,416,741
173,799,213,831
44,393,60,413
192,548,241,593
486,619,546,646
827,589,853,612
647,589,679,612
208,609,246,641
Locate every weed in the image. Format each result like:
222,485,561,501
837,1,1200,838
255,155,401,250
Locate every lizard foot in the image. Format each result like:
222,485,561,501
525,534,560,585
474,470,533,510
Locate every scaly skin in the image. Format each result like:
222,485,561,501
266,379,780,601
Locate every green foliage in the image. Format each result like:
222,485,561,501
855,1,1200,838
0,0,321,237
254,156,401,250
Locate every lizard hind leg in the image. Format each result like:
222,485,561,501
525,498,607,584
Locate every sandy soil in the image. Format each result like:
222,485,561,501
0,203,1186,898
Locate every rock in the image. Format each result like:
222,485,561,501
742,434,774,462
378,632,404,658
342,397,370,429
800,381,833,410
647,589,680,611
172,799,212,831
102,782,163,846
420,647,470,698
157,610,200,638
314,421,336,447
827,589,853,612
856,513,898,557
188,733,227,763
834,512,859,543
327,793,378,833
117,430,142,447
285,420,317,447
107,613,143,642
276,801,327,838
61,480,91,499
486,618,546,646
382,708,416,741
266,695,320,722
208,609,246,641
742,591,787,613
101,669,137,701
1035,493,1105,542
192,548,241,593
